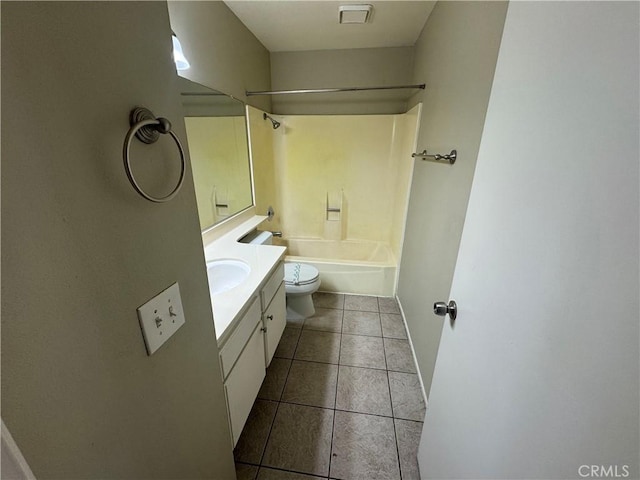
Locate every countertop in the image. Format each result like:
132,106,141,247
203,215,286,346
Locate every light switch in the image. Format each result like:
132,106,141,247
137,282,186,355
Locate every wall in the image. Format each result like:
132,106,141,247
248,106,282,232
168,1,272,112
397,1,508,398
389,104,421,261
185,116,252,228
1,3,235,478
265,114,417,257
270,47,415,115
420,2,639,477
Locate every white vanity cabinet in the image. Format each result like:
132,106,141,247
205,216,289,448
260,262,286,367
219,296,264,446
217,262,285,447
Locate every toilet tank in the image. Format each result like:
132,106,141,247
240,230,273,245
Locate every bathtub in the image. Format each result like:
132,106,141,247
273,237,397,296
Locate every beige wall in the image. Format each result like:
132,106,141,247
248,106,282,231
398,1,508,397
1,2,235,478
168,1,272,112
390,104,421,261
270,47,415,115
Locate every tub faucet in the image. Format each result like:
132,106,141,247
271,231,283,237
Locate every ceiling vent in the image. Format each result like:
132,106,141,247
339,5,373,24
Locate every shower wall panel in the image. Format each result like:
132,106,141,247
269,114,417,252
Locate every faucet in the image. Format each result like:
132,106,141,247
271,231,283,237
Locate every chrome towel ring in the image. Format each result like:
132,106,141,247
123,107,186,203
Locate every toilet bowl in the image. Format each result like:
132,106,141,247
284,262,321,321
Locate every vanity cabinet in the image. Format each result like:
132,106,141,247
260,262,286,367
219,296,264,446
218,262,285,447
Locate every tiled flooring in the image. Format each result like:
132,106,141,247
234,293,425,480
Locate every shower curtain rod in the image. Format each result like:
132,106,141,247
245,84,426,96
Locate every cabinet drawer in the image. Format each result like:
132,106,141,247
219,296,261,380
225,322,266,446
261,262,284,310
264,282,286,367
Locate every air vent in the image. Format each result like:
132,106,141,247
339,5,373,24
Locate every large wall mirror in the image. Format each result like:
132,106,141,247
178,76,253,231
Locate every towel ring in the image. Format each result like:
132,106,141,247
123,107,186,203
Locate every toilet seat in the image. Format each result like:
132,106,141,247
284,263,319,286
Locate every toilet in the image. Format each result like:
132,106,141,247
284,262,320,321
241,229,321,320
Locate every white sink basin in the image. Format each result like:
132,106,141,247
206,259,251,296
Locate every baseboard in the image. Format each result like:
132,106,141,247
395,295,429,411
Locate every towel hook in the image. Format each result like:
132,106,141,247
123,107,186,203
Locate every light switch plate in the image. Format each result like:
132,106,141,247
137,282,186,355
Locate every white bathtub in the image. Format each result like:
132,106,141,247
274,238,397,296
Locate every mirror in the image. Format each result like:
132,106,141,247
178,76,253,231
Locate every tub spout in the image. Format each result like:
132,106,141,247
271,231,283,237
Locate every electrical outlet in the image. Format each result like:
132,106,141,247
137,282,186,355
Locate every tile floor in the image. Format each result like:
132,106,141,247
234,293,426,480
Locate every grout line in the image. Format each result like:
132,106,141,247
382,311,404,480
257,400,281,467
278,358,295,403
393,418,404,480
287,326,408,341
271,398,423,423
257,324,304,467
242,297,419,480
328,307,343,478
255,464,331,479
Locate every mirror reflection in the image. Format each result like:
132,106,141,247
179,76,253,230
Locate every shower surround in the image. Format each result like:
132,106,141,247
249,106,420,295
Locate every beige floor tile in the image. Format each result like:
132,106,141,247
274,327,302,359
304,307,343,333
384,338,416,373
262,403,334,476
258,358,291,401
257,467,325,479
234,400,278,464
335,365,391,416
330,410,400,480
377,297,401,314
313,292,345,310
235,463,258,480
344,294,379,312
339,334,386,369
395,419,423,480
294,330,341,364
388,372,426,421
380,313,407,339
282,360,338,408
342,310,382,337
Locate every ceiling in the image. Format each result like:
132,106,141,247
224,1,437,52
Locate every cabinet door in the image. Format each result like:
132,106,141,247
263,282,286,367
225,322,266,446
261,262,284,310
219,296,261,380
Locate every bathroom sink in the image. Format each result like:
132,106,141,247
206,259,251,296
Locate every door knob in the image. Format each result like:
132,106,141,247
433,300,457,321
